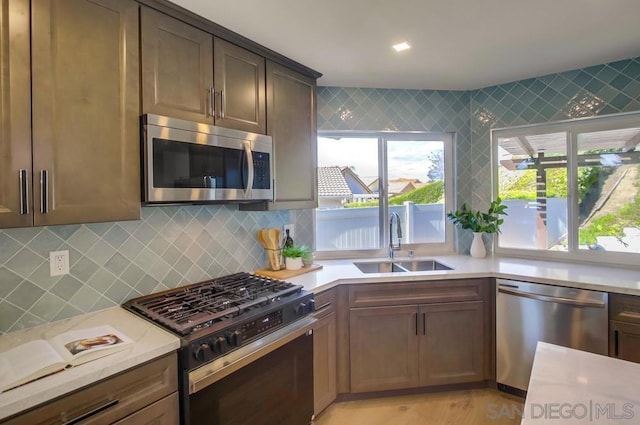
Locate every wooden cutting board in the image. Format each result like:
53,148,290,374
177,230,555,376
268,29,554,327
254,263,323,279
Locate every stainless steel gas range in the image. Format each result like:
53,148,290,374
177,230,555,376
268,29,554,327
123,272,316,425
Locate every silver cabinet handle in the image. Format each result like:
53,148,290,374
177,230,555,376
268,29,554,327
40,170,49,214
314,302,332,313
61,399,119,425
422,313,426,335
208,87,215,117
219,89,225,119
498,287,606,308
19,169,29,214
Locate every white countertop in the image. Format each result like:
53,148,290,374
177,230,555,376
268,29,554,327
0,307,180,421
522,342,640,424
2,254,639,420
288,255,640,296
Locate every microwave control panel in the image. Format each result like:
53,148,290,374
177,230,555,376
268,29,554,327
253,152,271,189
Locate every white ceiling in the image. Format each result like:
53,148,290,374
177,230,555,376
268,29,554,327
171,0,640,90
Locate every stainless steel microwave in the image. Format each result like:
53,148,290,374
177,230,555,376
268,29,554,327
142,114,273,204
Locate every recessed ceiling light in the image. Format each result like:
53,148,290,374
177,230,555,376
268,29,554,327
392,42,411,52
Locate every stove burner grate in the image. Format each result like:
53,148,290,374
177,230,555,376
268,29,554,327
125,272,302,335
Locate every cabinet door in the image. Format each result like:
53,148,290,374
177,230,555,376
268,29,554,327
213,38,265,134
266,61,317,209
419,301,484,386
0,0,32,228
349,305,420,393
31,0,140,225
313,312,337,416
141,7,214,123
610,320,640,363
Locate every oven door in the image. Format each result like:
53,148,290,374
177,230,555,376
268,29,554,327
143,114,273,203
187,317,315,425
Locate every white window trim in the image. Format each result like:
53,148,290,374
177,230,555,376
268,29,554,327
314,130,456,259
491,111,640,267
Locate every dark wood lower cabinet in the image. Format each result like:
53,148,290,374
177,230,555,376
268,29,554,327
113,393,179,425
347,280,490,394
610,320,640,363
419,301,484,386
349,305,421,393
609,293,640,363
1,353,178,425
314,311,337,416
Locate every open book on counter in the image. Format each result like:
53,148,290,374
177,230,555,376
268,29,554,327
0,325,132,393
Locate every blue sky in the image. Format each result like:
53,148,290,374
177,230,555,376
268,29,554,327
318,137,444,182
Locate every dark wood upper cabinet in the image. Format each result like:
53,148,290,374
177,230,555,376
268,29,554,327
214,38,266,134
141,7,214,124
0,0,32,228
141,8,266,134
0,0,140,229
264,61,317,209
30,0,140,226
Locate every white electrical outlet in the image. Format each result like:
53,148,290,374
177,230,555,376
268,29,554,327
50,250,69,276
283,224,295,241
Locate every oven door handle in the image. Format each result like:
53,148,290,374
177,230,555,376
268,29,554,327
188,316,317,394
243,141,254,199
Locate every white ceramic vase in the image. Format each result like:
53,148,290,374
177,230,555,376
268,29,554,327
285,257,303,270
470,232,486,258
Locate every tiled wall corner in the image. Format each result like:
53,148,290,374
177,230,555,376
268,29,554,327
316,57,640,254
0,205,290,334
470,58,640,211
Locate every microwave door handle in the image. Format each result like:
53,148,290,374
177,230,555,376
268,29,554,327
244,142,254,198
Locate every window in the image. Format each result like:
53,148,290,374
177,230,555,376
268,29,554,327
493,112,640,265
315,132,454,257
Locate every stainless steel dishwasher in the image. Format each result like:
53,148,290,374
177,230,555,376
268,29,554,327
496,278,608,396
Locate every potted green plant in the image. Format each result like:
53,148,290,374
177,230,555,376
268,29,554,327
447,198,508,258
282,245,311,270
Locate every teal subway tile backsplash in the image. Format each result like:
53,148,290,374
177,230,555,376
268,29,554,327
1,56,639,335
0,205,299,334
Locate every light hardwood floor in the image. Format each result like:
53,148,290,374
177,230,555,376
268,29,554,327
314,388,524,425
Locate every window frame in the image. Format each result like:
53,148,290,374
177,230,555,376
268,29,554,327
314,130,456,259
491,111,640,267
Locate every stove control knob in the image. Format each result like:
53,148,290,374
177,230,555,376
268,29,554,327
227,330,242,347
213,336,228,354
193,343,210,361
295,302,311,316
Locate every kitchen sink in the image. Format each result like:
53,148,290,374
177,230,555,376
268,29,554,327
353,259,453,274
353,261,407,273
394,260,453,271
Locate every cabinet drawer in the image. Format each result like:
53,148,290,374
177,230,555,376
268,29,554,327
113,392,179,425
3,353,178,425
314,288,337,318
349,279,486,308
610,293,640,325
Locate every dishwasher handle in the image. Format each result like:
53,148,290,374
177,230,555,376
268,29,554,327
498,286,606,308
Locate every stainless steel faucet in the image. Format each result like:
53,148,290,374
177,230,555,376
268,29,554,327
389,212,402,259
